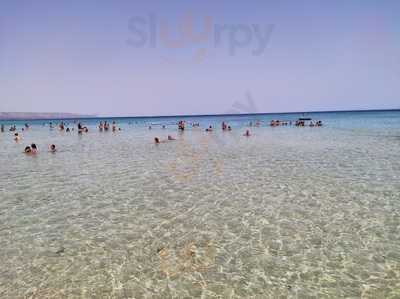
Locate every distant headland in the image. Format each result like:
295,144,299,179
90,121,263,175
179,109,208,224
0,112,96,121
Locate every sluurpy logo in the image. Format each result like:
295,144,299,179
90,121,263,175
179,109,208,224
225,90,259,115
127,13,274,62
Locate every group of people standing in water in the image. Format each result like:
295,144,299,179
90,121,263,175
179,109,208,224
2,121,62,155
2,119,123,155
270,119,323,127
23,143,56,155
294,120,323,127
153,120,256,144
98,121,121,132
1,117,324,151
154,118,322,143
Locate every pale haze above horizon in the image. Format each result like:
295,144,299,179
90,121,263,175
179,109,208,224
0,0,399,117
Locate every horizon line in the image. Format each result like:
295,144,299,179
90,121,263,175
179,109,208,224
1,108,399,122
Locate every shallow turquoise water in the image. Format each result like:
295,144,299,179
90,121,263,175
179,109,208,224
0,111,400,298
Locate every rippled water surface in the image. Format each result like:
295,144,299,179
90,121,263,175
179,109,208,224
1,111,400,298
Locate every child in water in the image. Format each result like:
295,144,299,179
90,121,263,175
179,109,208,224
49,144,57,153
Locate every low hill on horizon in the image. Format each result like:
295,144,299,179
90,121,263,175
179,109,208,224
0,112,96,120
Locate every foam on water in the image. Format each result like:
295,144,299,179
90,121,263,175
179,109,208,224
0,111,400,298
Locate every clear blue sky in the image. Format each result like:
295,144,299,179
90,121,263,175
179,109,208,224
0,0,399,116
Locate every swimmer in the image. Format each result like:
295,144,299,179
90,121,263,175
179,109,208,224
244,130,251,137
168,135,176,141
49,144,57,153
206,126,213,132
14,133,20,142
154,137,168,144
31,144,38,154
24,146,32,154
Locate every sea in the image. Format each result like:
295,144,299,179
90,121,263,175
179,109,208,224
0,110,399,298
